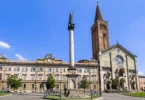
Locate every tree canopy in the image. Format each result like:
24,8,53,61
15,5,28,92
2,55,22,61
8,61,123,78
79,75,89,90
111,77,120,89
7,75,22,90
46,74,56,90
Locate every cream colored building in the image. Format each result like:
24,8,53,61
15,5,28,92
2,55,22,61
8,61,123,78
138,76,145,90
0,54,99,92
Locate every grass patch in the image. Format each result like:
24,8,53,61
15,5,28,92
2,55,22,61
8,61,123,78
45,95,60,100
0,92,10,96
124,92,145,97
92,95,100,99
45,95,100,100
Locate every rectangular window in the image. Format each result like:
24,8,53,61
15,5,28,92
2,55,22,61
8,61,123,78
31,67,36,72
85,68,89,73
62,75,67,80
32,84,34,89
22,74,27,80
39,75,43,80
77,69,82,73
40,84,43,89
56,84,59,89
47,68,51,72
14,67,20,72
23,84,26,89
63,84,66,89
7,67,11,71
0,67,2,71
39,68,43,72
55,75,59,80
56,68,59,72
0,73,2,80
23,68,28,72
31,75,35,80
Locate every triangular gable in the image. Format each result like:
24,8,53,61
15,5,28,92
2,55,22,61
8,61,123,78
101,43,137,57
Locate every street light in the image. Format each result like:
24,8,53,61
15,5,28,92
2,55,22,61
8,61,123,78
59,80,62,100
98,61,102,97
89,71,92,99
2,67,6,91
89,82,92,99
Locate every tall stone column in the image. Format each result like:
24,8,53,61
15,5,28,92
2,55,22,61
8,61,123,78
68,12,75,69
66,12,79,91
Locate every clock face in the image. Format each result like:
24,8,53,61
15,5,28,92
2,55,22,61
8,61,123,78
48,59,51,63
115,56,123,66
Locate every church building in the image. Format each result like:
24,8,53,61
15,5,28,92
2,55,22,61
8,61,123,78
92,4,139,90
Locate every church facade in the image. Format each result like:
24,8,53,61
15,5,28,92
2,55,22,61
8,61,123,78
92,4,139,90
0,4,139,92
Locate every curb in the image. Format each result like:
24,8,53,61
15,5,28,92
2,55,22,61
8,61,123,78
0,94,12,97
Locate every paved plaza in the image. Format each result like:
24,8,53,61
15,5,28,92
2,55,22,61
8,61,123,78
0,93,144,100
102,93,145,100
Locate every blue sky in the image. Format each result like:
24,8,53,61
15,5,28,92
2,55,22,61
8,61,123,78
0,0,145,75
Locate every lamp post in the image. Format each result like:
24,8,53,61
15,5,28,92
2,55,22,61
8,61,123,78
98,61,102,97
89,71,92,99
59,80,62,100
35,69,39,93
89,82,92,99
20,71,22,93
2,67,6,91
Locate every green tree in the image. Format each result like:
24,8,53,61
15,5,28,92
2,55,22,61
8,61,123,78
111,77,120,89
46,74,56,91
7,75,22,91
79,75,89,96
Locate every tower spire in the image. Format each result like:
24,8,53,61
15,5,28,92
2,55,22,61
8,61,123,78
94,2,103,22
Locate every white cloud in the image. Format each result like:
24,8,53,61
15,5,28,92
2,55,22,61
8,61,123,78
15,54,27,61
138,71,145,76
0,41,10,48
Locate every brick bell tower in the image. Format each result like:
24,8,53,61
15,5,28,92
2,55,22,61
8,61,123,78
91,3,110,60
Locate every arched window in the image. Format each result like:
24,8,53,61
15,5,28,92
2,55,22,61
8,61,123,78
118,68,125,76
